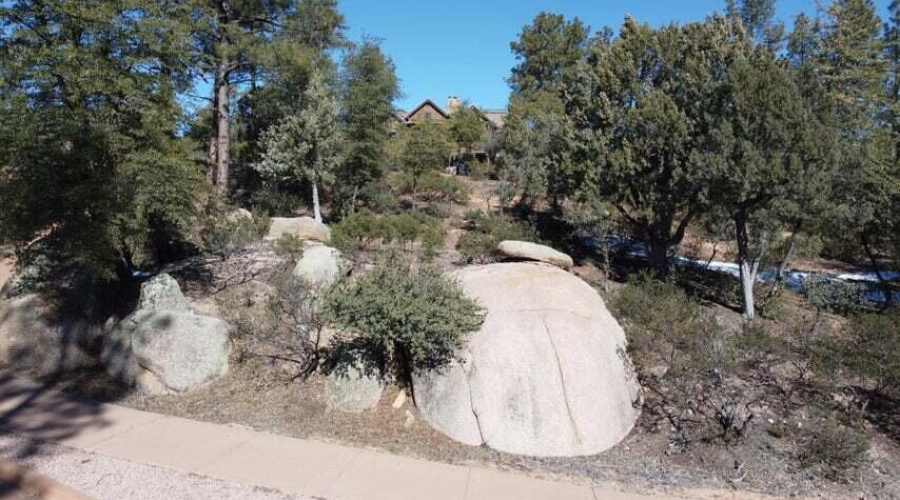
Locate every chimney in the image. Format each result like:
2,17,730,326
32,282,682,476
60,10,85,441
447,96,461,115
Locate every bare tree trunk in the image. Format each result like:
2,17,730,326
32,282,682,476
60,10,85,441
312,181,322,223
215,53,231,196
735,216,769,320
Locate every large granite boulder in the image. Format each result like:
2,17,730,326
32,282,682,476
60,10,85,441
413,263,640,457
497,241,574,270
293,245,343,287
266,217,331,243
102,273,231,393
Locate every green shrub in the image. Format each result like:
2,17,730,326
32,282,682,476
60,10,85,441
272,234,305,262
799,421,869,481
322,250,485,383
331,209,446,260
804,278,865,314
455,211,540,263
415,171,471,204
201,207,270,260
843,310,900,394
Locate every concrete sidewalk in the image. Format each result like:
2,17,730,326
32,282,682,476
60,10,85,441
0,373,745,500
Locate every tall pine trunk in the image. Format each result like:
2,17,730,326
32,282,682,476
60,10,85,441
214,52,231,196
312,181,322,223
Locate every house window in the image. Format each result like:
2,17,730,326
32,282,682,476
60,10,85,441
425,111,433,120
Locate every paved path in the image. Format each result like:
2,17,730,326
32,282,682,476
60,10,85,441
0,372,753,500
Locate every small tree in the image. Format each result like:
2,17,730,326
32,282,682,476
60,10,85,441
322,249,485,383
709,48,831,319
254,72,340,222
400,121,452,207
448,103,485,161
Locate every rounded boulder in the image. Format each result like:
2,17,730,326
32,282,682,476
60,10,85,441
413,262,640,457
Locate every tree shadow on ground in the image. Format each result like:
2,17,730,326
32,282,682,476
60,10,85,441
862,389,900,446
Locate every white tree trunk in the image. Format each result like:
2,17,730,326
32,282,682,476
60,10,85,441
739,260,757,320
312,181,322,223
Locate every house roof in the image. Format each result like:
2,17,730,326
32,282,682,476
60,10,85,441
404,99,451,120
480,109,508,129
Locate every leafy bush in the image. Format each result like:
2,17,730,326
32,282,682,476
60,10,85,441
799,421,869,481
804,278,865,314
331,209,445,260
322,250,485,383
272,234,305,262
201,207,270,260
456,211,540,263
843,310,900,394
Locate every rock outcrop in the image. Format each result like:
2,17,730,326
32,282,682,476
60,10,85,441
413,262,640,457
266,217,331,243
102,273,231,393
497,241,574,270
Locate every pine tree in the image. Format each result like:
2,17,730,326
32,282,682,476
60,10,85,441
401,121,452,207
254,72,341,223
337,39,400,214
190,0,345,196
509,12,589,98
817,0,896,301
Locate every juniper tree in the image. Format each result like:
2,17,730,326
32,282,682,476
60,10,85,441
575,18,737,276
709,47,833,319
254,72,340,223
0,0,203,277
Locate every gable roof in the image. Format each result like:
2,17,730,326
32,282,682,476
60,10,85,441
404,99,451,120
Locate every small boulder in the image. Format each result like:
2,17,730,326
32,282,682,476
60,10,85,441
131,310,231,393
325,364,384,413
497,241,573,270
266,217,331,243
102,273,231,393
136,273,191,313
293,245,343,287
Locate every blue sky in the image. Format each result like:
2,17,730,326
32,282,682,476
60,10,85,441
340,0,893,111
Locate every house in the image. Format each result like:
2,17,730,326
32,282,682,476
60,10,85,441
393,96,506,133
392,97,508,174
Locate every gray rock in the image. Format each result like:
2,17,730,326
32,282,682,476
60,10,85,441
325,365,384,413
497,241,574,270
293,245,343,287
266,217,331,243
136,274,190,313
413,263,640,457
0,294,96,376
102,273,231,393
131,310,230,393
